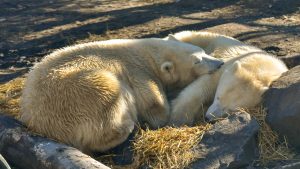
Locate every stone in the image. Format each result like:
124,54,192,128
279,55,300,69
264,65,300,150
190,111,259,169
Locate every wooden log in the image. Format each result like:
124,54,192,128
0,115,110,169
0,154,11,169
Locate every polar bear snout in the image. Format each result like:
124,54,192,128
200,53,224,70
192,54,224,76
205,55,224,67
205,100,227,121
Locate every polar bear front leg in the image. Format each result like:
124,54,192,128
170,74,217,126
142,99,170,129
135,80,170,129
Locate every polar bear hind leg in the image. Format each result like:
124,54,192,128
70,70,137,153
21,68,137,153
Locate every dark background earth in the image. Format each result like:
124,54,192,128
0,0,299,83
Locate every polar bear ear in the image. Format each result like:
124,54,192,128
166,34,179,41
161,61,174,74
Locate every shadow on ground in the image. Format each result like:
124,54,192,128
0,0,299,82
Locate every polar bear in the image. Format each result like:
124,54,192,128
19,38,223,153
164,31,243,59
167,31,288,125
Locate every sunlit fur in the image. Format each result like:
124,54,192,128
168,31,288,125
20,38,221,153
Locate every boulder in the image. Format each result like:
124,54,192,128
264,65,300,150
190,111,259,169
279,55,300,69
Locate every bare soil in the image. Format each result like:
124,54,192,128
0,0,299,82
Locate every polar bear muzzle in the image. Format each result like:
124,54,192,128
192,53,224,75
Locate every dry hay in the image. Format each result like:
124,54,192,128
0,77,25,119
132,124,211,169
239,107,295,165
95,124,211,169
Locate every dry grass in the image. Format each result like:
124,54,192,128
0,77,25,119
239,107,295,165
132,124,211,169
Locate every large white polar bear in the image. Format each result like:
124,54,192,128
19,38,223,153
167,31,288,125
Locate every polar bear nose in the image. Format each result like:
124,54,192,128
205,100,224,121
202,54,224,69
217,61,224,68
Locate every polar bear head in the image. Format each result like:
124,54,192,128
205,61,267,121
159,39,224,88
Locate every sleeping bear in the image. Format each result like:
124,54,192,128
20,38,223,153
167,31,288,125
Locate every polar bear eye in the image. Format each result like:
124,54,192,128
161,61,174,73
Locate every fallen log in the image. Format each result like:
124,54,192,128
0,154,11,169
0,115,110,169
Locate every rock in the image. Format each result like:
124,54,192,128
190,112,259,169
264,65,300,149
279,55,300,69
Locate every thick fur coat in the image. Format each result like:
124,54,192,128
167,31,288,125
20,38,223,153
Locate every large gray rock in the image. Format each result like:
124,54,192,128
264,65,300,150
190,112,259,169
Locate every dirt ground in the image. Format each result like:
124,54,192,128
0,0,300,83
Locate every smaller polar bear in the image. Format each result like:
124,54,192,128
20,38,223,153
167,31,288,125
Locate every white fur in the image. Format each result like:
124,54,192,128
20,38,223,153
168,31,288,125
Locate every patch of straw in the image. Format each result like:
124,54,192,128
133,124,211,169
239,107,294,165
0,77,25,118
